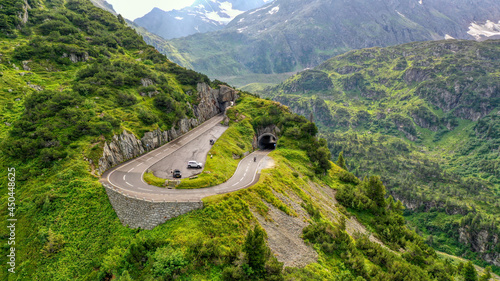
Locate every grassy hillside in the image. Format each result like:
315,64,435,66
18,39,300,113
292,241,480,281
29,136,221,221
0,1,492,280
264,39,500,272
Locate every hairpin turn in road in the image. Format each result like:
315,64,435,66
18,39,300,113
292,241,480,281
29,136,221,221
100,115,272,202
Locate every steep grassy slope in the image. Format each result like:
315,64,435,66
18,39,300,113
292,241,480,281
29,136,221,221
264,39,500,271
0,1,489,280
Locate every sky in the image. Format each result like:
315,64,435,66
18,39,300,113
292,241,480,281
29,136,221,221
106,0,196,20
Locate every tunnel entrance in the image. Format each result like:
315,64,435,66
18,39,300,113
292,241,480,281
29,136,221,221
258,133,277,150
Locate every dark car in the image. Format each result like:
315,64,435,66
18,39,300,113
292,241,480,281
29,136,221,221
173,169,182,178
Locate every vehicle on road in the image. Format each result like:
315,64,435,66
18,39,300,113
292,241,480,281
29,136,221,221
187,161,203,169
210,139,215,145
173,169,182,178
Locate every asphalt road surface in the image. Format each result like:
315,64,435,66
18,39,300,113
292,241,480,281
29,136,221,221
100,115,272,202
149,122,227,179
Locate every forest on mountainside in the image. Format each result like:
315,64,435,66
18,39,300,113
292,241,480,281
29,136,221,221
265,40,500,272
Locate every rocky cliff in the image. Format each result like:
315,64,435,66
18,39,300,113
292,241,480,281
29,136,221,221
192,83,238,123
98,83,238,174
459,227,500,267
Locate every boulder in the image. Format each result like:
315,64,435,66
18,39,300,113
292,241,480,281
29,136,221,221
22,60,31,71
27,82,43,91
140,78,154,87
62,52,89,63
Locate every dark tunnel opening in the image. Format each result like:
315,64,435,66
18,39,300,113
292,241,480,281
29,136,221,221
258,134,277,150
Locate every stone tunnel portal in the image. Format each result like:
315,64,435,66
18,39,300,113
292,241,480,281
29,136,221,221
258,133,278,150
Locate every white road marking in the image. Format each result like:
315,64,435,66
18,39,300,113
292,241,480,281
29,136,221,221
127,168,134,173
155,153,161,156
123,175,126,180
105,116,270,199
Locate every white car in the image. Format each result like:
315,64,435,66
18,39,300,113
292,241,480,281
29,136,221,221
187,161,203,169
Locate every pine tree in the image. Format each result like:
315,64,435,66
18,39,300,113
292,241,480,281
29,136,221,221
117,14,126,25
243,225,268,275
116,270,133,281
337,151,347,170
479,266,492,281
365,176,387,212
462,261,478,281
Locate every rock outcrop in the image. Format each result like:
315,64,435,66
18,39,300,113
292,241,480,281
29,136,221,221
193,83,238,123
19,0,30,25
459,227,500,267
99,130,145,174
22,60,31,71
27,81,43,91
274,95,335,127
410,106,441,132
98,83,238,174
140,78,154,87
417,79,499,121
403,67,434,84
62,52,89,63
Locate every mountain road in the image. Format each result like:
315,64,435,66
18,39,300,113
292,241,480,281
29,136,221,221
100,115,271,202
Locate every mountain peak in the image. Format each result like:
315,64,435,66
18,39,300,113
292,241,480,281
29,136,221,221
163,0,500,85
134,0,268,39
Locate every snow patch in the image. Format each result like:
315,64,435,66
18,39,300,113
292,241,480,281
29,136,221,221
396,10,407,19
419,0,423,4
205,2,244,25
467,20,500,40
249,4,272,15
268,6,279,15
444,34,455,40
219,2,244,19
238,18,245,23
237,26,248,33
174,17,184,20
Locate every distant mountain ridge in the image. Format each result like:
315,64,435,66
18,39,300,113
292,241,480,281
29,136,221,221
134,0,271,40
263,39,500,269
89,0,116,15
161,0,500,85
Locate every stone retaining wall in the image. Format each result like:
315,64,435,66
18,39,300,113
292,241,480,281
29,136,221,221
103,184,203,230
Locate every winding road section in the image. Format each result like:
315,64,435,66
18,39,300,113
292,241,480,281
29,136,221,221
100,115,271,202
